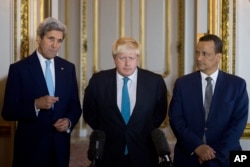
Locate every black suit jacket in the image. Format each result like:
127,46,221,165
1,52,82,167
83,68,168,167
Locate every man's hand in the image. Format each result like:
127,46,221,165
53,118,70,132
194,144,216,164
35,95,59,109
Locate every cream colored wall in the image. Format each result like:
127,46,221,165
0,1,14,167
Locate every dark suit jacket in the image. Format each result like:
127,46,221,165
1,52,82,167
169,70,249,167
83,68,168,167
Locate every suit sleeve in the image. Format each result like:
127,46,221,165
215,79,249,162
82,75,99,129
168,79,204,155
2,64,37,121
64,65,82,130
153,76,168,128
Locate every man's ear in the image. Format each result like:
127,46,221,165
37,36,41,44
216,53,222,59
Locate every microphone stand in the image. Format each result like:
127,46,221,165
158,155,174,167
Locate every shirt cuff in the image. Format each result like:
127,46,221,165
66,119,72,133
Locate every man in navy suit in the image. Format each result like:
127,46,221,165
169,34,249,167
83,37,168,167
1,17,82,167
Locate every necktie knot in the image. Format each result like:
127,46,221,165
45,60,51,67
123,77,129,85
206,77,212,83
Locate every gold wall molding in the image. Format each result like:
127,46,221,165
220,0,229,72
14,0,18,62
208,0,248,138
208,0,236,74
162,0,171,78
242,124,250,139
119,0,125,37
80,0,87,129
93,0,99,73
177,0,184,77
232,0,236,75
65,0,69,60
139,0,145,68
20,0,30,59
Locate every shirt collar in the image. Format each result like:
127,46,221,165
36,50,55,64
200,69,219,82
117,68,138,82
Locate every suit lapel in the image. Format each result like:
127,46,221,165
27,53,48,96
54,57,65,97
207,70,225,120
193,72,205,120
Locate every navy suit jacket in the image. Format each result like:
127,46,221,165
169,70,249,167
83,68,168,167
1,52,82,167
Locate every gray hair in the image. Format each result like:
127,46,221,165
37,17,66,39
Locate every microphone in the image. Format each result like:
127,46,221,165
151,128,173,167
87,130,106,167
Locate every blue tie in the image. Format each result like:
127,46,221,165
45,60,54,96
121,77,130,155
121,77,130,124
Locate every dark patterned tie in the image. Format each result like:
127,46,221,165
204,77,213,120
203,77,213,143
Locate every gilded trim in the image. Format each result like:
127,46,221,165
93,0,99,73
208,0,218,34
80,0,87,96
65,0,69,60
20,0,30,59
232,0,236,75
119,0,125,37
220,0,229,72
80,0,87,128
177,0,184,77
162,0,171,78
139,0,145,68
242,124,250,139
14,0,18,62
42,0,51,18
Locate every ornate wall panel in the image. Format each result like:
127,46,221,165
177,0,184,77
208,0,248,138
208,0,236,74
89,0,171,78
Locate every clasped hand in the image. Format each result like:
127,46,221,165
194,144,216,164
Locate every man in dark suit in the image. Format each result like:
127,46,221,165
83,36,168,167
168,34,249,167
1,17,82,167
